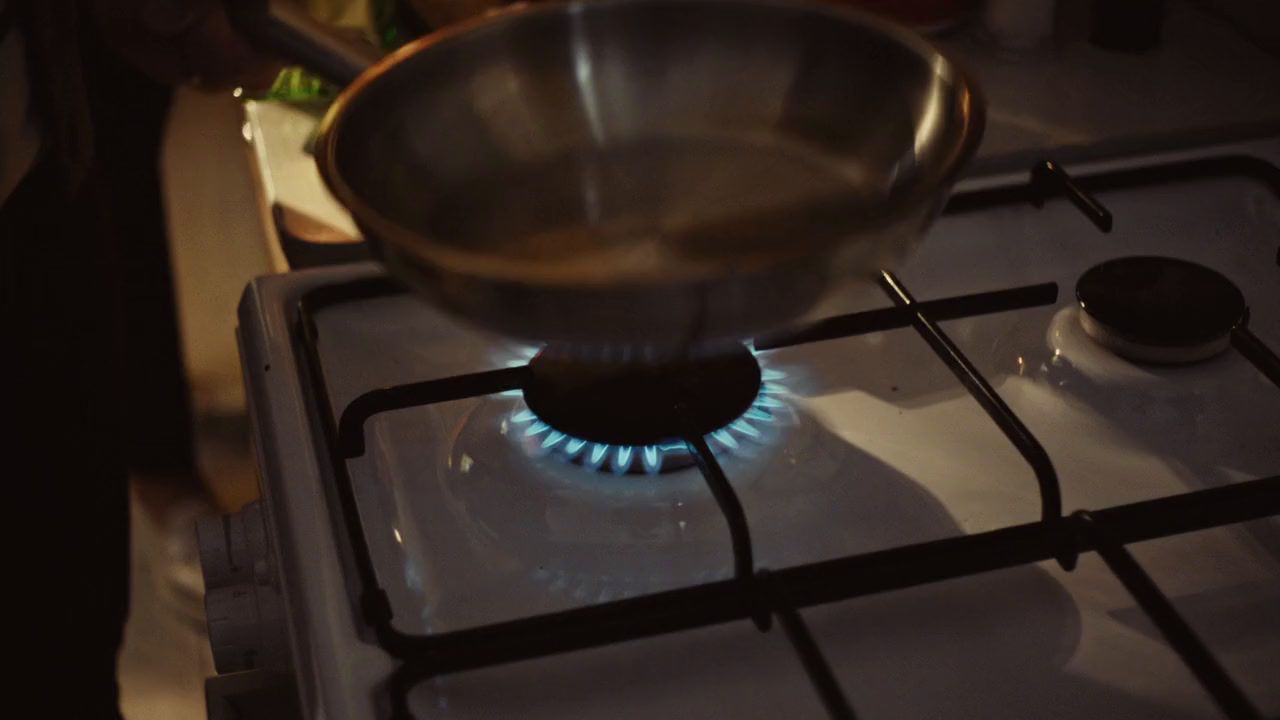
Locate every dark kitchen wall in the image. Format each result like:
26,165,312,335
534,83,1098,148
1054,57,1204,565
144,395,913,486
1191,0,1280,55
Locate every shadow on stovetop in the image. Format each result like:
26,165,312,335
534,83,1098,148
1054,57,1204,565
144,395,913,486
398,414,1216,720
750,418,1214,720
1108,579,1280,655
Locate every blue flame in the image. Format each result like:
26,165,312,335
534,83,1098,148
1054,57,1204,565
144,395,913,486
589,443,610,469
509,365,791,475
614,446,634,475
643,445,661,473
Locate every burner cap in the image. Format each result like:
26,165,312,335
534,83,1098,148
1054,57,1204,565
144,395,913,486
523,345,762,447
1076,256,1245,364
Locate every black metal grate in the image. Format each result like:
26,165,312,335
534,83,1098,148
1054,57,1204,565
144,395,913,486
289,156,1280,720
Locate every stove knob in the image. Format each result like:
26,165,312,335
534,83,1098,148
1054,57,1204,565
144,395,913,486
205,584,262,673
198,502,288,675
198,505,256,589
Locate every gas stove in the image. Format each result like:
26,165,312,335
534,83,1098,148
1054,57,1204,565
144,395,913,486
202,138,1280,720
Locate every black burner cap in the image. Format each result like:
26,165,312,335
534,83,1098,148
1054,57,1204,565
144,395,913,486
523,345,762,447
1076,256,1245,350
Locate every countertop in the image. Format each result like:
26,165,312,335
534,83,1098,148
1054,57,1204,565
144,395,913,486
950,0,1280,173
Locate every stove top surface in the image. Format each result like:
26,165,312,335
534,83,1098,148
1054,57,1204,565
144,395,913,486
236,140,1280,720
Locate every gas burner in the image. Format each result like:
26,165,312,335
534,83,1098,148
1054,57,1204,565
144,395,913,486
1076,256,1247,364
513,345,787,474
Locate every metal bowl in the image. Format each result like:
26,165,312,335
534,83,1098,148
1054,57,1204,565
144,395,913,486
315,0,984,351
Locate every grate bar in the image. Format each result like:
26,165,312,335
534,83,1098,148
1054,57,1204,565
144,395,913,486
1231,320,1280,389
1075,512,1261,720
754,282,1058,351
683,433,770,630
337,365,529,458
764,571,859,720
877,271,1065,530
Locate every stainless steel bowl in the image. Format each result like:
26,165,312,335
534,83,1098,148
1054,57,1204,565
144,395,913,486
243,0,984,352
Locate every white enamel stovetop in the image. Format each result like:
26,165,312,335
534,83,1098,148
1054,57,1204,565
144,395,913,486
226,138,1280,720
